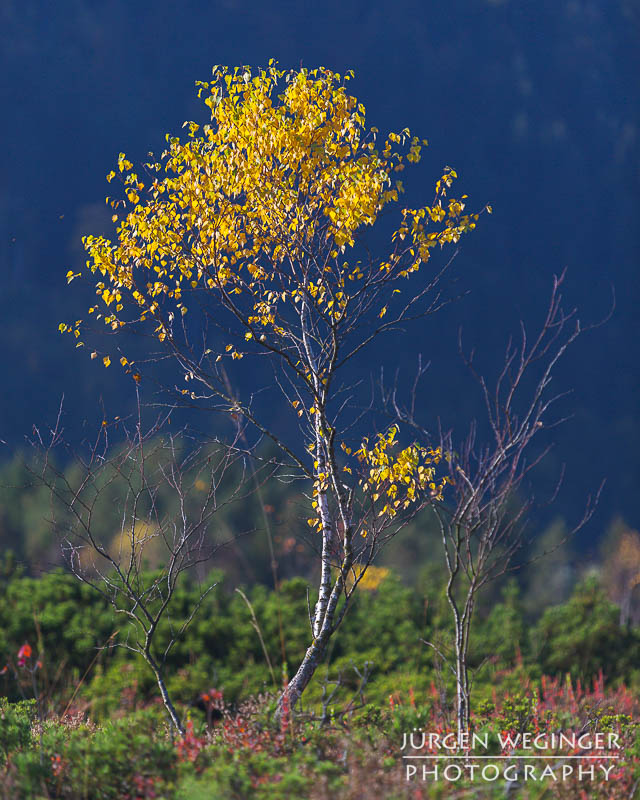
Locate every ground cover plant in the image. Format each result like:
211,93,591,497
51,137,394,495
2,565,640,797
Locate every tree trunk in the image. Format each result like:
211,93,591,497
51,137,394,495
454,636,470,740
312,509,334,639
276,547,354,718
447,577,472,741
147,654,185,734
278,632,330,714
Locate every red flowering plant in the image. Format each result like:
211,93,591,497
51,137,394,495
17,643,33,668
0,641,44,701
0,640,47,759
200,688,224,729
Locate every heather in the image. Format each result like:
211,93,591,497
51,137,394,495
2,557,640,798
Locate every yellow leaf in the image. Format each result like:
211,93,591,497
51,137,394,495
103,356,111,367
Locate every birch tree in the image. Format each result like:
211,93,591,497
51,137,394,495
62,62,488,709
388,272,603,738
34,401,254,733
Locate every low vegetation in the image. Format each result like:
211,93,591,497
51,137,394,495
2,559,640,798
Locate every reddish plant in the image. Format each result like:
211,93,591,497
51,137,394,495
176,719,206,764
17,643,32,668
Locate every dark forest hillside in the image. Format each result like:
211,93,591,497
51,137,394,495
1,0,638,538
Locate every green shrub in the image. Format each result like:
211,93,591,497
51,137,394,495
4,710,176,800
0,699,36,763
532,577,640,681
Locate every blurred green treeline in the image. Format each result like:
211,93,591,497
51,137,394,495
1,448,639,720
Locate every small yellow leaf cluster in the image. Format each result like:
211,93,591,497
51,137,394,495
355,425,447,519
307,467,330,533
388,168,480,278
58,319,84,348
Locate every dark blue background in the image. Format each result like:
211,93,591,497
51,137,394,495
1,0,638,539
